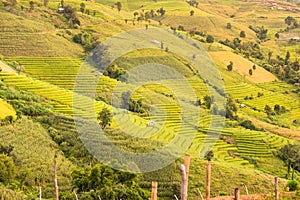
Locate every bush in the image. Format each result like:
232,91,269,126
240,120,256,130
206,35,214,43
219,191,228,196
286,180,299,191
240,31,246,38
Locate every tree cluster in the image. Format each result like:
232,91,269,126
121,92,147,114
73,31,98,52
277,144,300,180
187,0,199,7
63,5,81,27
249,25,268,41
103,64,127,81
71,164,149,199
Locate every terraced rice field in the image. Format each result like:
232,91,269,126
225,82,300,111
0,71,294,168
0,73,106,117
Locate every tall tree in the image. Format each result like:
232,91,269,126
285,51,290,65
277,144,300,179
115,2,122,12
80,3,85,14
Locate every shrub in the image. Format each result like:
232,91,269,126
227,61,233,71
206,35,214,43
226,23,232,29
240,120,256,130
286,180,299,191
257,92,264,97
240,31,246,38
219,191,228,196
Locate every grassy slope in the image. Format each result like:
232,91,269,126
0,0,299,198
209,50,277,83
0,118,74,197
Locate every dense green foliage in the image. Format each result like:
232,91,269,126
277,144,300,180
71,164,149,199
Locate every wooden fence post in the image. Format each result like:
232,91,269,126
39,186,42,200
54,155,59,200
179,164,187,200
245,185,249,195
151,181,158,200
206,162,211,200
234,188,240,200
184,154,190,198
275,176,279,200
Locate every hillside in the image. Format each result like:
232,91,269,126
0,0,299,199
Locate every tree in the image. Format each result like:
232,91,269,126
157,7,166,16
277,144,300,179
204,150,214,161
268,51,273,62
103,64,126,81
240,31,246,38
64,6,81,27
71,164,149,199
285,16,296,26
249,69,253,76
203,95,212,109
264,105,273,116
226,23,232,29
98,108,112,129
239,120,256,130
190,10,194,16
115,2,122,12
227,61,233,71
61,0,64,7
226,97,238,120
285,51,290,65
274,104,280,114
206,35,214,43
29,1,34,11
80,3,85,14
73,31,98,52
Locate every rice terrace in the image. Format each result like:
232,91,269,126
0,0,299,199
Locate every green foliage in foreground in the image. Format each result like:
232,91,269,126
277,144,300,180
71,164,149,199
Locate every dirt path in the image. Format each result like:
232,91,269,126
0,61,16,73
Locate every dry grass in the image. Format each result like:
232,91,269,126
0,61,16,73
209,51,277,83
